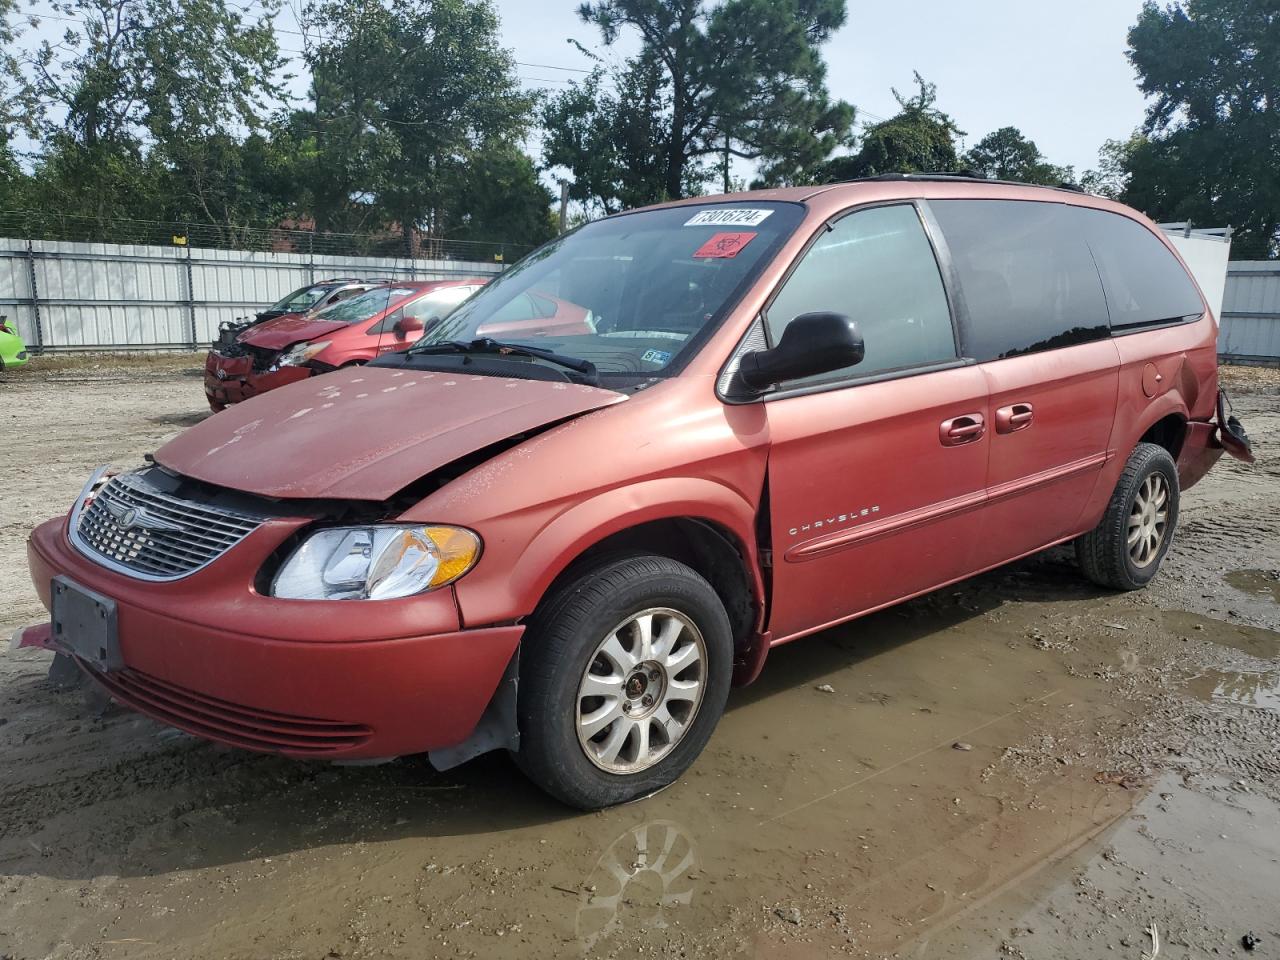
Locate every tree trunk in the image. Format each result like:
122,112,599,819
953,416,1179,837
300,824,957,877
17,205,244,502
665,91,687,199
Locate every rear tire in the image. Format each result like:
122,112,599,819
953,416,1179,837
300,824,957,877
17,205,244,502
515,554,733,810
1075,442,1179,591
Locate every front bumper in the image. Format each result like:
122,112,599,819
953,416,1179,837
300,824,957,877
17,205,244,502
26,515,522,759
204,351,311,407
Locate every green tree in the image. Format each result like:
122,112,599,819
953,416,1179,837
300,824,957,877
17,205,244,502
1123,0,1280,258
1079,134,1143,200
542,56,696,214
16,0,286,225
154,125,313,240
304,0,535,249
817,73,963,181
0,0,36,207
447,141,555,251
575,0,854,201
965,126,1072,185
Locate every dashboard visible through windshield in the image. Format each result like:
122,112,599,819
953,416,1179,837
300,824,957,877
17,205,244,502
410,202,804,383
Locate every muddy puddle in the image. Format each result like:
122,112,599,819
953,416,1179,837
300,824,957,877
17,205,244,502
1225,567,1280,605
1187,668,1280,710
4,586,1275,959
2,374,1279,958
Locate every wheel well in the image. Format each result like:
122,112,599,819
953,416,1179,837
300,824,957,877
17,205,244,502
1140,414,1186,460
545,518,758,655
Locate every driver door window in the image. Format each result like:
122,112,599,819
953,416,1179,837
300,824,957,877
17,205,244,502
765,204,956,384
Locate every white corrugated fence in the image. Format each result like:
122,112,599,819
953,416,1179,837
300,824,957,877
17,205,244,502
0,237,504,351
1220,261,1280,364
2,233,1276,363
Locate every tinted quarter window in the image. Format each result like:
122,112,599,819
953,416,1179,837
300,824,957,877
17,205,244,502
930,200,1109,361
765,204,956,382
1068,207,1204,328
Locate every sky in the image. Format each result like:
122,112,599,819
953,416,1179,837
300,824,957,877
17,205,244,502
488,0,1155,176
18,0,1155,181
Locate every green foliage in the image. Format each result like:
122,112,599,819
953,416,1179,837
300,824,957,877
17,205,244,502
11,0,289,230
1079,135,1143,200
1,0,550,250
449,141,556,249
542,57,700,214
28,0,286,146
304,0,536,248
570,0,854,201
816,73,962,182
964,126,1073,186
1123,0,1280,258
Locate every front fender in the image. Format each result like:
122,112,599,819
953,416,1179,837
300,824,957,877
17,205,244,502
451,477,766,629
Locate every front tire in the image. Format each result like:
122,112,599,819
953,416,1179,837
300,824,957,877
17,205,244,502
515,555,733,810
1076,442,1180,591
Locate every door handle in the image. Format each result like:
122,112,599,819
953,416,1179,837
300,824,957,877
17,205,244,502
939,413,986,447
995,402,1034,434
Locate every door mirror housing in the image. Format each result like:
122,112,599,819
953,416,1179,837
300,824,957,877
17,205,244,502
736,312,864,391
393,312,424,338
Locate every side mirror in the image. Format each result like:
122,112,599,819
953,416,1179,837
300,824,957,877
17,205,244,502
737,312,864,391
393,313,424,338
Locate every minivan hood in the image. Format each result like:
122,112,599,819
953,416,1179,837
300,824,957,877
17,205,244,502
155,366,628,500
241,314,349,350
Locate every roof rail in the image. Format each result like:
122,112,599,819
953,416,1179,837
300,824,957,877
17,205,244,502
851,172,1087,195
317,276,364,283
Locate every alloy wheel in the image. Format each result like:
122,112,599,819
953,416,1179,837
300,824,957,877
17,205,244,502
1128,472,1170,567
576,608,707,774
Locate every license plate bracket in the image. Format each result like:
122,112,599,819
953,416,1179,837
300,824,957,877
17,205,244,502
50,575,121,672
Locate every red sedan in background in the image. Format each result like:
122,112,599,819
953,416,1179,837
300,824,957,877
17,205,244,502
205,279,488,409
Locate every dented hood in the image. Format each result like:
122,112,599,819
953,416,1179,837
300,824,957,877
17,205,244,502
155,366,627,500
241,313,350,350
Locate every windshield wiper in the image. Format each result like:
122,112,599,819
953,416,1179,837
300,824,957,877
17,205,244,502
409,337,598,384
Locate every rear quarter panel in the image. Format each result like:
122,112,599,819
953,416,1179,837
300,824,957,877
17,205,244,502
1077,314,1219,529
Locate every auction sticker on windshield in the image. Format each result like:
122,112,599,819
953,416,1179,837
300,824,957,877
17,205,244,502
692,232,757,259
684,208,774,227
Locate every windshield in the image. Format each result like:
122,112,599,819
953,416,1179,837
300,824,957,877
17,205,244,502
411,202,803,379
405,285,477,322
269,283,338,313
314,286,419,324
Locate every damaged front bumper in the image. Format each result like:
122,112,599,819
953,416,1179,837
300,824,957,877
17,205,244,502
204,351,312,408
23,515,522,761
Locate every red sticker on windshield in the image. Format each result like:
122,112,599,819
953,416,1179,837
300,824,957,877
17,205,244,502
693,232,757,259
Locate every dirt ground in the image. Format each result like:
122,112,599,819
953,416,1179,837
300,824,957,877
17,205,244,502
1,356,1277,960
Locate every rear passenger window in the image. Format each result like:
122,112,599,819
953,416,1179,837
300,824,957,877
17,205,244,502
930,200,1109,361
1068,208,1204,329
765,204,956,382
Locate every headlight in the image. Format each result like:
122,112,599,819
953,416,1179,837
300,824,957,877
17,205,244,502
278,340,332,366
271,524,481,600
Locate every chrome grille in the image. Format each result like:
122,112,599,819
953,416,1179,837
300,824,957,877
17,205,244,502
73,473,262,580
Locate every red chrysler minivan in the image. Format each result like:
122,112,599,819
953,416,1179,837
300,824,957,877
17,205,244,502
22,177,1253,808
